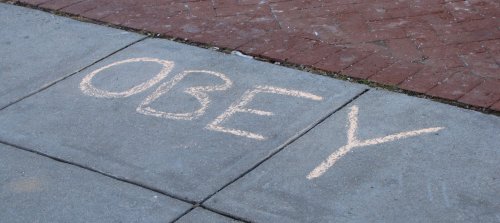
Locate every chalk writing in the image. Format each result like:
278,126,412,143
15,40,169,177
80,58,174,98
307,105,444,179
81,58,324,141
207,86,323,140
137,70,232,120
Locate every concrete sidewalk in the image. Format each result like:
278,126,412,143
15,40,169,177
0,3,499,222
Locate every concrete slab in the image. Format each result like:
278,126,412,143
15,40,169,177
0,143,190,223
0,3,143,109
0,38,366,201
206,89,500,223
177,208,241,222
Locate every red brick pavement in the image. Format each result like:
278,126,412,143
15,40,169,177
13,0,500,111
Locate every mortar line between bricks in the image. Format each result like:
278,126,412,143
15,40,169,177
58,0,87,11
366,11,444,22
0,139,197,205
0,36,148,112
444,37,500,47
345,52,373,69
455,80,486,102
198,89,370,205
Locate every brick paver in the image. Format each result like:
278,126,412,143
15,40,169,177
10,0,500,111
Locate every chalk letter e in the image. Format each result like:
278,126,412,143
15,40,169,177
206,85,323,140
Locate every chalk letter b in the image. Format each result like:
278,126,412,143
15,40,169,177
137,70,232,120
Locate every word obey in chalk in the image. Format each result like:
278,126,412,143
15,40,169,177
80,57,323,140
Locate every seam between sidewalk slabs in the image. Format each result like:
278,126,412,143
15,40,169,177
2,1,498,220
0,29,251,221
0,139,196,202
0,89,369,223
0,36,148,112
0,138,250,223
0,5,372,219
183,89,371,223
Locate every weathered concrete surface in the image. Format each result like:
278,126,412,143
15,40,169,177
0,38,366,202
207,89,500,223
0,3,143,109
0,143,190,223
177,208,241,222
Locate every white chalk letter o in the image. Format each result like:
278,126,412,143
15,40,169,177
80,57,174,98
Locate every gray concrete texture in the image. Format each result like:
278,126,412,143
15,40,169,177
0,4,143,109
0,36,366,202
0,143,190,223
207,90,500,223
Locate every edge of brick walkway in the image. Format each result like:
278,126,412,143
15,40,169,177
3,0,500,114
